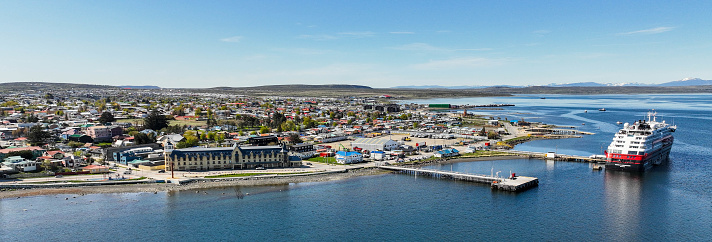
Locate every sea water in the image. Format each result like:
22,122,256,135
1,94,710,241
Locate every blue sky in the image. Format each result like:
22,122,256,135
1,1,711,88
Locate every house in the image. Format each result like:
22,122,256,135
157,134,184,150
434,148,460,158
288,143,315,159
370,150,385,160
1,156,38,172
82,165,109,173
87,126,112,142
44,150,65,159
247,135,278,146
335,151,362,164
62,155,81,168
0,146,45,161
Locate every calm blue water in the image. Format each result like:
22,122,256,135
2,94,711,241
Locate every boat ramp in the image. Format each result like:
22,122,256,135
378,166,538,192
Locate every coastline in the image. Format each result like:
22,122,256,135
0,154,530,200
0,167,390,200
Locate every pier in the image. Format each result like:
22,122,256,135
499,150,607,163
378,166,538,192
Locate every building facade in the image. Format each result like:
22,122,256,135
166,144,301,171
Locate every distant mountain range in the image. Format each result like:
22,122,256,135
393,78,712,89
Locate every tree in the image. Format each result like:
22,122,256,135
260,126,270,134
97,111,116,124
26,114,39,123
144,109,168,131
133,132,156,144
176,135,199,148
487,131,500,140
68,141,85,148
287,133,302,144
27,125,52,146
214,133,225,145
8,150,34,160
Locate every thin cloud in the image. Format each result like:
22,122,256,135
457,48,493,51
391,43,447,52
338,31,376,38
391,43,491,52
220,36,243,42
618,26,675,36
412,57,506,70
297,34,338,41
272,48,334,55
390,31,415,34
533,30,551,35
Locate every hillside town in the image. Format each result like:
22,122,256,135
0,87,566,184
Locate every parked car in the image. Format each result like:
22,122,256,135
123,170,132,174
158,170,165,173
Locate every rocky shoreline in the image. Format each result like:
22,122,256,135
0,168,389,199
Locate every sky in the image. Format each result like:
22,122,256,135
1,0,711,88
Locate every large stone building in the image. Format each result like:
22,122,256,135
166,144,301,171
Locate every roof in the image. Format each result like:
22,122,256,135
352,138,396,146
336,151,361,156
84,165,108,170
0,146,45,154
169,147,234,160
236,145,287,156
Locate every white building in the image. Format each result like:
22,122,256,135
335,151,363,164
351,138,399,151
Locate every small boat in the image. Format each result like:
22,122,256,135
616,121,623,125
582,123,586,125
584,110,588,113
599,108,606,111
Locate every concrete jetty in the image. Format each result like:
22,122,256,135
500,150,607,163
378,166,538,192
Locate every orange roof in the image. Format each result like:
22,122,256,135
0,146,44,154
83,165,108,170
46,150,64,156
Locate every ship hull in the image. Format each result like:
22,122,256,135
605,141,673,172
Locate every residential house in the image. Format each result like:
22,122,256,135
1,156,38,172
82,165,109,173
434,148,460,158
87,126,112,142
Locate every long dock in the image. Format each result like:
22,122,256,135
378,166,538,192
500,150,607,163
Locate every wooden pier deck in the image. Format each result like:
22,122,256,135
499,150,607,163
378,166,538,192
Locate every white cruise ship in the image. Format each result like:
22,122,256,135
605,111,676,171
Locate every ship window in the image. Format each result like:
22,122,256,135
628,151,638,155
630,146,638,149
